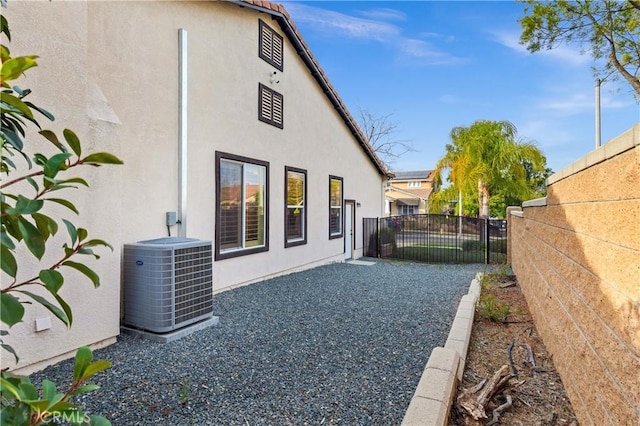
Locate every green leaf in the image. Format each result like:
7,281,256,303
41,379,57,401
39,269,64,293
39,129,66,152
57,177,89,187
0,92,33,119
18,380,38,400
81,360,111,380
73,346,93,381
44,198,80,214
88,414,112,426
81,239,114,251
80,152,123,165
77,228,88,243
61,261,100,288
24,101,54,122
1,126,24,151
50,291,73,327
17,216,45,259
67,383,100,397
1,244,17,278
0,56,38,82
0,293,24,327
9,195,43,215
0,229,16,250
0,343,19,363
0,376,22,400
25,176,39,192
63,129,81,156
32,212,59,240
17,290,70,327
63,219,78,245
43,152,72,178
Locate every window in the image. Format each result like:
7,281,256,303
259,83,283,129
407,181,422,188
400,205,417,215
285,167,307,247
329,176,343,239
215,152,269,260
259,19,283,71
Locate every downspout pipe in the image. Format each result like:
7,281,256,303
595,78,601,149
178,29,188,237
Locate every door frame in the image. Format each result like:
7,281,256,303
344,199,356,260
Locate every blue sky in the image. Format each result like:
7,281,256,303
281,0,640,174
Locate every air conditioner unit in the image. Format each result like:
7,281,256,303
123,237,213,333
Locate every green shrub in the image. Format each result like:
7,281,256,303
462,240,485,252
490,238,507,254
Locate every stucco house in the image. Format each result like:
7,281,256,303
384,170,434,216
3,0,390,373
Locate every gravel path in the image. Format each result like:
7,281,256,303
31,260,481,425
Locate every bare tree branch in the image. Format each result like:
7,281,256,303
356,107,415,169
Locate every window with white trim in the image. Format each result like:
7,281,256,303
400,205,417,215
259,19,283,71
259,83,283,129
215,152,269,260
285,167,307,247
407,181,422,188
329,176,343,239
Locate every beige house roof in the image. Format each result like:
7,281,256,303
233,0,392,178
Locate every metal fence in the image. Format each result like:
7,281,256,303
363,214,507,264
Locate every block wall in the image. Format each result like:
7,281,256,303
509,124,639,425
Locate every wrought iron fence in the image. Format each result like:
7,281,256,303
363,214,507,264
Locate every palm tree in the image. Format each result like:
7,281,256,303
433,120,546,218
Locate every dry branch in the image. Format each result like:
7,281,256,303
457,364,515,420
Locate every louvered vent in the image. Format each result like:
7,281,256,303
123,238,213,333
259,19,283,71
259,83,283,129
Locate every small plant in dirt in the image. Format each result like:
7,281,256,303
477,272,512,322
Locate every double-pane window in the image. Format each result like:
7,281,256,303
329,176,343,238
216,152,269,259
285,167,307,247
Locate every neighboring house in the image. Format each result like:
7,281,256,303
4,0,390,373
385,170,434,216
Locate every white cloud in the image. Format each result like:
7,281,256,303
284,3,398,42
284,3,465,66
399,39,467,65
358,8,407,22
491,30,589,66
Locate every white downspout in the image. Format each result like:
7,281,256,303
595,78,601,149
178,29,188,237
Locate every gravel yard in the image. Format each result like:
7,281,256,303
31,260,481,425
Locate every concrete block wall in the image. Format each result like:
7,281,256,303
508,124,640,425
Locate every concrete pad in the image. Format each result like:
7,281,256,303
121,316,219,343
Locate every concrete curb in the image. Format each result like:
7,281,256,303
402,273,483,425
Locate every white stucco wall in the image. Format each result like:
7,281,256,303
2,1,386,373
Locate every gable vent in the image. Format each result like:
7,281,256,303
259,83,283,129
259,19,283,71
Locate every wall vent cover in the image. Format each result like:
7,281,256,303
123,237,213,333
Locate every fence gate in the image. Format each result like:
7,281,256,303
362,214,507,264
